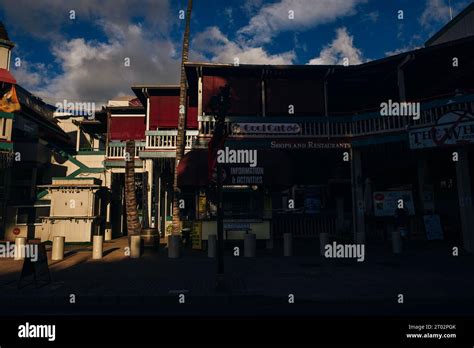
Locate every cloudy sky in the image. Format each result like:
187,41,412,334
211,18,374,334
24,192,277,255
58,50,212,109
0,0,471,106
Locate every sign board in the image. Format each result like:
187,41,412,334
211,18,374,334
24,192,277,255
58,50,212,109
191,221,202,250
232,123,301,135
227,166,264,185
271,140,351,150
197,194,207,220
423,214,444,240
18,241,51,289
373,191,415,217
409,110,474,149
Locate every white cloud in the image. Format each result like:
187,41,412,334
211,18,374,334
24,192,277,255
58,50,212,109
16,23,180,106
3,0,180,106
241,0,264,15
0,0,171,40
385,44,422,57
307,27,364,65
192,26,295,65
362,11,379,23
420,0,470,30
238,0,366,45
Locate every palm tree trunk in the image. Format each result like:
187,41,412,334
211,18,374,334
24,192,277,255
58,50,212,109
125,140,141,235
172,0,193,235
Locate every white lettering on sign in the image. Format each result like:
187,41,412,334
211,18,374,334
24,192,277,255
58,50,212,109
232,123,301,135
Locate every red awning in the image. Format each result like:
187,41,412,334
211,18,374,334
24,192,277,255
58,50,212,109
0,68,16,84
177,149,293,187
177,150,209,187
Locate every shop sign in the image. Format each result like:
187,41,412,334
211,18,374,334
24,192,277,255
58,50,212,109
409,110,474,149
271,140,351,149
373,191,415,217
227,166,264,185
224,222,251,230
232,123,301,135
191,222,202,250
423,214,444,240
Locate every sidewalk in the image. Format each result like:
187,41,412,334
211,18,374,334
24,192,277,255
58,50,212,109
0,237,473,315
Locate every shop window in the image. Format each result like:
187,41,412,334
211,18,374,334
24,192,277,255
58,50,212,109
223,190,262,219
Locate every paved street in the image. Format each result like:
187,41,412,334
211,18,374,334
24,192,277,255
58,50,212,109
0,237,473,316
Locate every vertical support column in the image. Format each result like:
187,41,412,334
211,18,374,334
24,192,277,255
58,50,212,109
417,158,427,214
158,174,163,236
105,170,112,241
164,189,168,235
336,197,344,233
455,147,474,252
351,148,365,244
146,159,153,227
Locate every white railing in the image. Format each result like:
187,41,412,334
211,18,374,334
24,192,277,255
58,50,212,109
0,118,12,141
146,130,199,150
106,141,145,159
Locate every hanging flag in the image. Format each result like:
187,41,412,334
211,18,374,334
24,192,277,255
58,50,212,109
0,85,21,113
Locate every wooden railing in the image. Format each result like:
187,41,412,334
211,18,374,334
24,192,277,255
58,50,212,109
145,130,198,150
106,141,145,159
197,99,474,139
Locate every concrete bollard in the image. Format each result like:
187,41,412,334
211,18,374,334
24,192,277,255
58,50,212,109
130,235,141,258
319,232,329,256
168,234,181,259
208,234,217,258
244,233,256,258
51,236,65,261
104,228,112,241
92,235,103,259
392,231,402,254
283,233,292,257
14,237,26,260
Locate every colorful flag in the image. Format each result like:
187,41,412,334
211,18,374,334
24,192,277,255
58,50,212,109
0,85,21,113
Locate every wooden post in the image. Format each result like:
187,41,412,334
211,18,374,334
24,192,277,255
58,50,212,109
455,147,474,252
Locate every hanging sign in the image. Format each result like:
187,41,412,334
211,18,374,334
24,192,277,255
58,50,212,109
232,123,301,135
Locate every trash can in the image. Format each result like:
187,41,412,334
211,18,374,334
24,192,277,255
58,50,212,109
182,228,192,248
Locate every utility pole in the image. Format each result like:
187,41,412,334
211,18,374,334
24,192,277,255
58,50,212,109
208,85,231,292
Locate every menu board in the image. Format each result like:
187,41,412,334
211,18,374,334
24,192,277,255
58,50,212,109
423,214,444,240
191,221,202,250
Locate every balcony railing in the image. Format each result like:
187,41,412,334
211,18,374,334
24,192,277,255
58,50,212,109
146,130,199,150
106,141,145,159
197,97,474,139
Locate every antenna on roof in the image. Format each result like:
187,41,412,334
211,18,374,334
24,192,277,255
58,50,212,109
448,0,453,20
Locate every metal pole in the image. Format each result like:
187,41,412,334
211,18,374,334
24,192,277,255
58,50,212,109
216,162,225,290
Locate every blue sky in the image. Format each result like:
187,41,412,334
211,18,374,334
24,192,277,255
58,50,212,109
0,0,471,105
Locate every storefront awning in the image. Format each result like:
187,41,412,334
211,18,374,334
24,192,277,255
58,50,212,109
0,68,16,84
177,149,293,187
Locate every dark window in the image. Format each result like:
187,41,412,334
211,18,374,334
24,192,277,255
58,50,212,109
16,206,50,224
223,190,262,219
